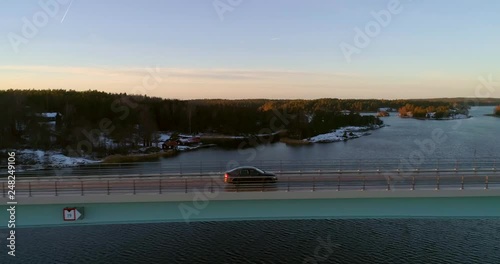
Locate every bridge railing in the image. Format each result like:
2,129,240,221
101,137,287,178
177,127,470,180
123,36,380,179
2,170,499,198
4,158,499,179
3,167,498,182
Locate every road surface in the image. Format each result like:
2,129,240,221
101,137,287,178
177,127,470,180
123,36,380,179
4,170,499,197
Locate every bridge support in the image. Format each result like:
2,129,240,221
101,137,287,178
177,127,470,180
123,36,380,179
3,190,500,228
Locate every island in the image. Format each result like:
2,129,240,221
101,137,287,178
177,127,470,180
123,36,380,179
397,103,470,120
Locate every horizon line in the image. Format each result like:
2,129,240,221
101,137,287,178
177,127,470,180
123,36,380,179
1,88,500,102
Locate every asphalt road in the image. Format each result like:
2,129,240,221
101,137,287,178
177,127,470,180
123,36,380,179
10,159,500,178
4,170,499,197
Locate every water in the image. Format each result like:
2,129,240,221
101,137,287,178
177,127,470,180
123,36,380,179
164,106,499,163
3,219,500,263
3,106,500,263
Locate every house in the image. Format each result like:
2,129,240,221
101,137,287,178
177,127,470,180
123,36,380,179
399,111,413,118
179,136,201,145
378,107,396,112
377,111,390,117
426,112,436,119
35,112,61,121
162,139,181,150
35,112,63,143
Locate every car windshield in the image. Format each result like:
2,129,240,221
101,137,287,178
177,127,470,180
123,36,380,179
254,168,265,174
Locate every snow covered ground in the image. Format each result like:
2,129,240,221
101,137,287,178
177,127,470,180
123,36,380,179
449,114,469,119
78,132,173,150
306,125,382,143
4,149,99,171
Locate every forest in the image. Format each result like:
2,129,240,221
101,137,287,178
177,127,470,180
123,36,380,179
1,89,498,156
397,103,470,119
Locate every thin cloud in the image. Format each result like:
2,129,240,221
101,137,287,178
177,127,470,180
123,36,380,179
61,0,75,23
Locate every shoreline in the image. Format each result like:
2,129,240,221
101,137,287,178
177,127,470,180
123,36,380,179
399,115,471,120
2,125,382,169
101,150,178,163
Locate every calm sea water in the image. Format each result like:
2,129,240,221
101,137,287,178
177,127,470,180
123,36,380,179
3,219,500,263
3,106,500,263
164,106,499,163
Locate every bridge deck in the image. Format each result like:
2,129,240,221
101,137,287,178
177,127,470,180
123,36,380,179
2,170,499,198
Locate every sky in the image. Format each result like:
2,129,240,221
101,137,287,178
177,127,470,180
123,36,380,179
1,0,499,100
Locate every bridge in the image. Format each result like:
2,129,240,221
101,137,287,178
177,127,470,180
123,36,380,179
1,158,499,227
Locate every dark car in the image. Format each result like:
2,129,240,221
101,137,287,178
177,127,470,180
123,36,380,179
224,166,277,184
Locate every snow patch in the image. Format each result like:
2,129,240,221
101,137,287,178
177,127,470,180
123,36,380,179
306,125,381,143
158,132,171,142
7,149,99,171
450,114,469,119
36,112,59,118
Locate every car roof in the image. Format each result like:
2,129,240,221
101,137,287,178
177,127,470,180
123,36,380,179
227,166,262,172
